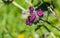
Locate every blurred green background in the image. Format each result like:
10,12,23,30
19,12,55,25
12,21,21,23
0,0,60,38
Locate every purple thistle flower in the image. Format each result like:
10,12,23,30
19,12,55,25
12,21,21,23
30,13,36,21
29,6,34,14
26,19,31,25
37,10,43,17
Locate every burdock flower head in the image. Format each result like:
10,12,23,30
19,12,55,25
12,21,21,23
29,6,34,14
37,10,43,17
26,13,36,25
26,6,44,25
26,19,31,25
30,13,36,21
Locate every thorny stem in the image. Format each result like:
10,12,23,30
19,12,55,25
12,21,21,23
0,0,26,11
12,1,26,11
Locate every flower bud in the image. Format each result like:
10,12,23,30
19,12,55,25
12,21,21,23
26,19,31,25
30,13,36,21
37,10,43,17
29,6,34,14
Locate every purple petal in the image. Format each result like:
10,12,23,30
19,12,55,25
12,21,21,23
37,10,43,17
30,13,36,21
29,6,34,14
26,19,31,25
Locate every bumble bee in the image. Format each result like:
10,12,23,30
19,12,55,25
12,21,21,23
35,2,51,11
35,0,54,11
